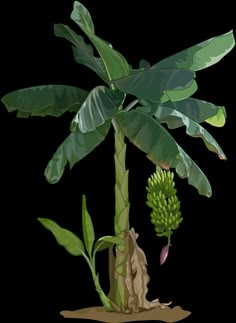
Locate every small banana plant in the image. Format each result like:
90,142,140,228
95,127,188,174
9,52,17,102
38,195,124,311
146,167,183,265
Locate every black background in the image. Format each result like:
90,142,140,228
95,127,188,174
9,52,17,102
1,1,235,322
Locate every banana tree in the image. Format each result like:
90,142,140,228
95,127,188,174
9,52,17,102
1,0,234,314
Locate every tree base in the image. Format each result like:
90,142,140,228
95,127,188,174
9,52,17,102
60,305,191,322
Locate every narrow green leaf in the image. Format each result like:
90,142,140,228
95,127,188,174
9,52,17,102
153,105,226,159
94,235,125,253
153,30,235,71
139,98,226,124
115,110,212,197
38,218,84,256
45,120,111,183
94,240,112,253
82,195,95,258
1,85,89,117
71,86,124,133
54,24,109,82
71,1,129,80
112,68,196,102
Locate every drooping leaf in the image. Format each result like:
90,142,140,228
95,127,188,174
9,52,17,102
93,235,125,254
115,110,212,197
152,105,226,159
139,98,226,125
38,218,85,256
112,68,197,102
71,86,125,133
1,85,89,118
71,1,129,80
82,195,95,258
54,24,109,82
152,30,235,71
161,80,198,103
45,120,111,184
205,108,227,127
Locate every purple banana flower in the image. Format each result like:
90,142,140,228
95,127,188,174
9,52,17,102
160,244,169,266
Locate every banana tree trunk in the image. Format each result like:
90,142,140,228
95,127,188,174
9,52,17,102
108,122,168,313
110,126,130,311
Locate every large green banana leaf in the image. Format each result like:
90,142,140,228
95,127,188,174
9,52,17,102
45,121,111,183
1,85,88,118
71,86,125,133
150,105,226,159
71,1,130,80
115,110,212,197
54,24,109,83
139,98,226,126
152,30,235,71
112,68,197,103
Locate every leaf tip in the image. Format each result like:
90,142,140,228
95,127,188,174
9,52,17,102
218,153,227,160
37,217,50,227
82,194,87,205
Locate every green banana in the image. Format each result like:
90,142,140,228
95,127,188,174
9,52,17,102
146,167,183,239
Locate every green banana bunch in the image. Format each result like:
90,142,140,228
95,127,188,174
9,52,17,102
146,167,183,238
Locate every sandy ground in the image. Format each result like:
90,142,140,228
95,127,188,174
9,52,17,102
60,305,191,322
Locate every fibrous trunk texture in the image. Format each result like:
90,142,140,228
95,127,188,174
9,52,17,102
110,228,171,313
